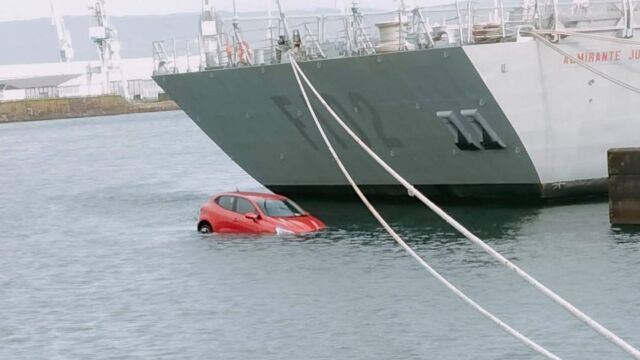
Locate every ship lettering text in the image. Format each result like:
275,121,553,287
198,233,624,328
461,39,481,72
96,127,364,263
563,49,640,64
347,92,403,148
271,93,404,150
321,92,371,147
271,95,320,150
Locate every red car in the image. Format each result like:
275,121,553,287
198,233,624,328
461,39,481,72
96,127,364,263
197,192,326,234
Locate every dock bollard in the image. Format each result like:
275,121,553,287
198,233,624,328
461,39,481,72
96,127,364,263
608,148,640,225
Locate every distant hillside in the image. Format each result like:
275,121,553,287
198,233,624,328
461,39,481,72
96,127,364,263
0,9,379,66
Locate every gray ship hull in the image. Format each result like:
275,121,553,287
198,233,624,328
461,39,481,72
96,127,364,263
154,41,640,200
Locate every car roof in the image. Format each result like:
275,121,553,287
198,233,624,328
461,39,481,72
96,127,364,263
215,191,288,201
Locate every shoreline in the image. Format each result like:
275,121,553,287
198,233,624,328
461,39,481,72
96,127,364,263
0,95,180,123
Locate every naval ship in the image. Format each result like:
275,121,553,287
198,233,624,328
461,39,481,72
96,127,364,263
153,0,640,201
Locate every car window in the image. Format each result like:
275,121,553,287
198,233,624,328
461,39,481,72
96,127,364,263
257,199,305,217
235,197,256,215
216,196,235,211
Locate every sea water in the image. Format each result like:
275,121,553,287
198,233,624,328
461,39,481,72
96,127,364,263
1,112,639,359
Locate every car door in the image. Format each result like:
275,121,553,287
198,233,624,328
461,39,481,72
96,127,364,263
232,197,262,233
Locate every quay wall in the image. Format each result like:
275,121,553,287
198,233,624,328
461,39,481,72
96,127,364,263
609,148,640,225
0,95,180,123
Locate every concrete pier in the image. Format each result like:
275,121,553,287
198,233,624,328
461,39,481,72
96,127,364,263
608,148,640,225
0,95,179,123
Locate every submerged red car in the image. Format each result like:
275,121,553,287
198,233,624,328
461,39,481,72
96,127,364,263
197,192,325,234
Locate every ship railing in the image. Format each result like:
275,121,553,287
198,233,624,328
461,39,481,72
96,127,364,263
152,0,639,74
152,38,205,74
416,0,639,45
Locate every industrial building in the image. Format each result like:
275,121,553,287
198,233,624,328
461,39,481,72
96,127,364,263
0,58,164,102
0,1,166,104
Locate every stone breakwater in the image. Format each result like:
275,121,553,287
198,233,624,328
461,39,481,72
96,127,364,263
0,95,180,123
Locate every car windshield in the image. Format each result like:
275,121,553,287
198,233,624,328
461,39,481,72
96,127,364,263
258,199,306,217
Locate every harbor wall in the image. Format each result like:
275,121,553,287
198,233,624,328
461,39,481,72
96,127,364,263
0,95,179,123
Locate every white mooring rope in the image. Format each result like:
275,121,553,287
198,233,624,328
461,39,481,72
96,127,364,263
289,55,640,359
288,55,562,360
524,31,640,95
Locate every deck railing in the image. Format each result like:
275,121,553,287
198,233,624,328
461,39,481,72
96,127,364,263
153,0,639,74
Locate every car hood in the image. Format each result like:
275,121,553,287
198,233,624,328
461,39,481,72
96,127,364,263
270,216,325,233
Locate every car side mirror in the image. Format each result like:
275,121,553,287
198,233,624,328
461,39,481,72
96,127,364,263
245,212,259,221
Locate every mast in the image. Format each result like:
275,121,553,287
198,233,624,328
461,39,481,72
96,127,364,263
200,0,221,68
231,0,253,65
551,0,560,33
399,0,406,50
274,0,291,43
622,0,634,38
51,0,74,63
267,0,275,63
351,1,375,55
412,7,435,48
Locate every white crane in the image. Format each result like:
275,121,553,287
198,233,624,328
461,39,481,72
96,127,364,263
51,0,74,62
88,0,129,98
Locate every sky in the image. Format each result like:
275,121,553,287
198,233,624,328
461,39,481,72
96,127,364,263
0,0,411,22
